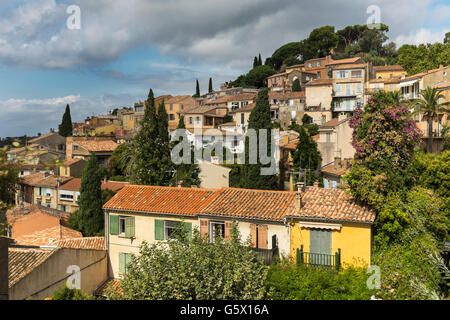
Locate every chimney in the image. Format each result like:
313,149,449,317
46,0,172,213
343,158,351,170
313,180,319,188
103,177,107,184
178,180,184,188
334,157,342,170
295,182,305,209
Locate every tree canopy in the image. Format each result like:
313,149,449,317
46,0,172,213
58,104,73,137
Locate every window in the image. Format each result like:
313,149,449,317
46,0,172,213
317,71,321,78
232,102,239,110
181,104,184,110
337,71,348,79
351,70,362,78
250,224,268,249
59,192,74,202
196,116,200,124
308,62,313,68
316,61,322,67
326,133,331,143
154,219,192,241
210,221,225,243
169,114,175,121
109,215,135,238
73,145,78,151
241,113,245,125
189,117,193,124
119,253,133,274
233,136,238,147
169,104,173,110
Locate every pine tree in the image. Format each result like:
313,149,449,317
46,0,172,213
193,79,200,97
77,153,103,236
292,78,301,92
208,78,213,93
58,104,73,137
241,88,278,190
130,89,160,185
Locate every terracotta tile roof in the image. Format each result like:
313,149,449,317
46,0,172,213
320,117,349,129
19,163,54,171
13,225,83,246
7,204,70,228
28,132,61,143
9,248,58,287
183,105,224,115
62,158,85,166
55,237,106,250
7,144,39,154
20,173,72,188
326,57,362,66
284,92,305,99
103,185,220,215
287,187,376,223
306,78,333,86
60,178,128,192
373,65,405,72
102,181,129,192
200,188,297,221
95,279,122,296
332,63,368,70
165,95,192,104
282,140,299,150
435,82,450,89
321,161,351,177
268,72,287,78
75,139,118,152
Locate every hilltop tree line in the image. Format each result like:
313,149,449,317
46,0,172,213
228,26,450,89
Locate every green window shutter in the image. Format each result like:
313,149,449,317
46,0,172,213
155,219,164,240
119,253,125,274
110,215,119,235
125,216,135,238
183,222,192,240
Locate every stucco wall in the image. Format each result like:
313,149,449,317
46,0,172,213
198,161,230,188
9,248,107,300
106,211,291,279
290,221,372,268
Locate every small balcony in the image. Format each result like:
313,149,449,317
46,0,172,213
296,245,341,271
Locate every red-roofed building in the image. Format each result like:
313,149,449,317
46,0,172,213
103,184,375,278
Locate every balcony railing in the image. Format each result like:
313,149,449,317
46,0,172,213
296,245,341,271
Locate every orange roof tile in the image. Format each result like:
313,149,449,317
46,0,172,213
373,65,405,72
55,237,105,250
326,57,362,66
75,139,118,152
13,225,83,247
60,178,128,192
9,248,58,287
103,185,220,215
287,187,376,223
200,188,297,221
95,279,122,296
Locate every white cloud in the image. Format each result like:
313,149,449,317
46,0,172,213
0,0,445,71
394,28,447,46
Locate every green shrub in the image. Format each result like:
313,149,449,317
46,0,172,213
265,259,375,300
52,283,94,300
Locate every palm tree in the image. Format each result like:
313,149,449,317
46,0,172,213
411,87,450,153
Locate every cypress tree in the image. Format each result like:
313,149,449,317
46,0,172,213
177,115,186,129
241,88,278,190
193,79,200,97
208,78,213,93
58,104,73,137
292,126,321,186
77,153,103,236
157,99,174,185
130,89,160,185
292,78,301,92
253,56,258,68
258,54,262,66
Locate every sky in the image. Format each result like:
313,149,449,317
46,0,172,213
0,0,449,138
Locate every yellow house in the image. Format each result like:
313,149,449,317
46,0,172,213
373,65,406,80
122,111,135,131
287,185,375,268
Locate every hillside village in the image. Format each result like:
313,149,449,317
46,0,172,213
1,26,450,301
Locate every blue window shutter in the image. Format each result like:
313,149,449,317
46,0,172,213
324,179,329,189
